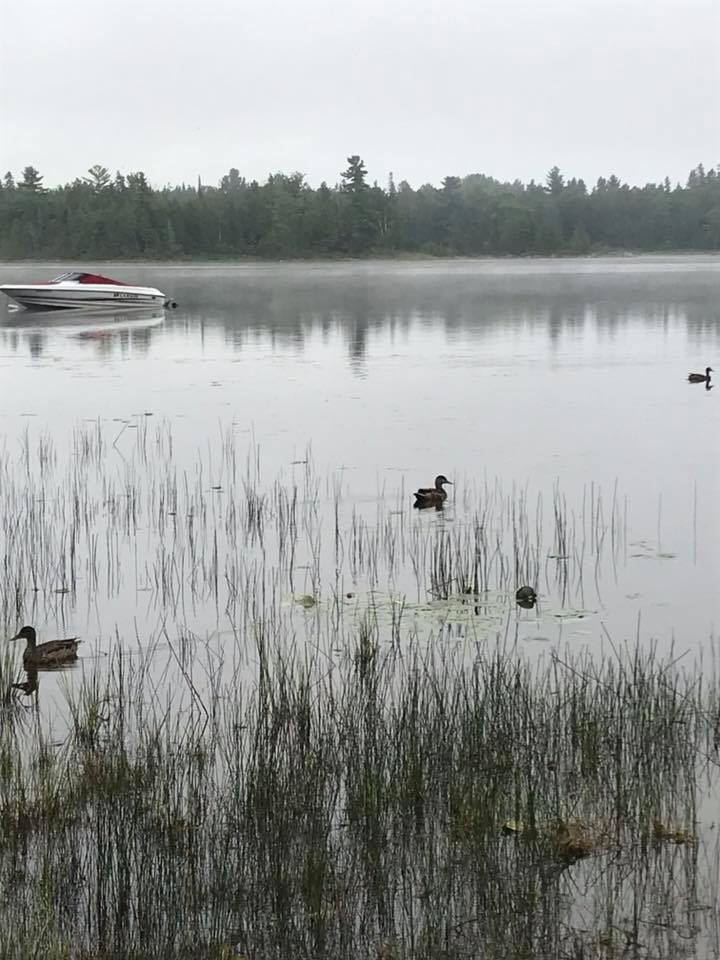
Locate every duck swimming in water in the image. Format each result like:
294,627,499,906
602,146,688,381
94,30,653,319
515,586,537,608
9,626,82,667
688,367,712,383
413,475,452,508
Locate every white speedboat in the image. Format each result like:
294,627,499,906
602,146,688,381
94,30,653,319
0,271,172,310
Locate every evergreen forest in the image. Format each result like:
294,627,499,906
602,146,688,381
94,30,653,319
1,157,719,260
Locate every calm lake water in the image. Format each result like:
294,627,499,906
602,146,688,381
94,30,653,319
3,256,720,958
0,256,719,674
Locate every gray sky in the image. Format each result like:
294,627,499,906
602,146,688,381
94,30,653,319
2,0,718,190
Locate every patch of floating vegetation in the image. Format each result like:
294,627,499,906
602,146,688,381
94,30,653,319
292,588,598,643
344,588,509,633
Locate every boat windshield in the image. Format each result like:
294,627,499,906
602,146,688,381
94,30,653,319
50,272,126,286
51,272,85,283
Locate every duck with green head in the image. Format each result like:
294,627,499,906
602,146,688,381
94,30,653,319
9,626,82,667
413,475,453,508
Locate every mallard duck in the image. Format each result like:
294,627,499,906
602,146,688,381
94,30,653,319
413,474,452,508
688,367,712,383
9,625,82,666
515,586,537,608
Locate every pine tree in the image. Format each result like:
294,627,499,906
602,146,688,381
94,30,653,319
84,165,111,192
19,166,44,191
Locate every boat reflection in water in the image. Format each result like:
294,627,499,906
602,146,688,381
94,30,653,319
0,307,166,356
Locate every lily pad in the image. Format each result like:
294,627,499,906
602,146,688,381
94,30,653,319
652,821,698,845
293,594,316,609
552,608,596,622
502,819,525,834
339,590,508,639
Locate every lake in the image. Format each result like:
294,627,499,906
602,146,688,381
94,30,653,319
2,255,720,959
0,256,718,662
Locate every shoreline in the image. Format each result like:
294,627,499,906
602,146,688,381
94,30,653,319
1,249,719,266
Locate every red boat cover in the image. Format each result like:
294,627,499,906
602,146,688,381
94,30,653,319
77,273,126,285
39,272,130,286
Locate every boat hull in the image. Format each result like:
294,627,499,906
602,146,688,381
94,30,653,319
0,284,167,311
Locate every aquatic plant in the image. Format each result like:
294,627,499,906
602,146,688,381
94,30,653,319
0,420,715,958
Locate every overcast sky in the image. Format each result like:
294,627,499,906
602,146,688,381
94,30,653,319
1,0,718,191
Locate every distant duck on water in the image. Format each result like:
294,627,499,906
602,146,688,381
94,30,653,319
515,586,537,608
413,475,453,508
688,367,712,383
9,625,82,667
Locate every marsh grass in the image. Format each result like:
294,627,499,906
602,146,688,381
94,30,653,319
0,420,625,655
0,638,718,959
0,421,716,958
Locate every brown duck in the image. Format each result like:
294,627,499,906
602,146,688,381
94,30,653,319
688,367,712,383
9,625,82,667
413,474,452,508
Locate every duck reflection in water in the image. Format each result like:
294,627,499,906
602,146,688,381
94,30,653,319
11,664,39,702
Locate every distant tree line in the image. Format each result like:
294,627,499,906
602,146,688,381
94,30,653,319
1,157,719,259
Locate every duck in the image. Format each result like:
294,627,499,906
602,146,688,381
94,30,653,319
413,474,452,508
688,367,712,383
515,586,537,608
9,625,82,667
